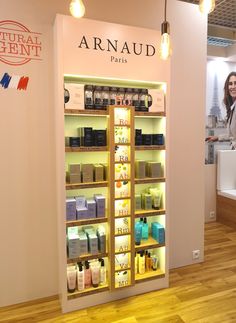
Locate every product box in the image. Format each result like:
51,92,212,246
152,134,164,146
79,127,94,146
142,134,152,145
97,229,106,253
94,194,106,218
67,229,80,259
64,83,85,110
135,129,142,146
66,198,76,221
69,163,81,174
66,172,81,184
81,164,94,183
135,194,142,210
141,193,152,210
135,160,146,179
94,164,104,182
69,137,80,147
76,207,88,220
87,233,98,254
146,162,162,178
151,222,165,244
75,196,86,209
148,89,165,113
86,199,96,218
93,130,107,146
101,163,108,180
78,231,88,255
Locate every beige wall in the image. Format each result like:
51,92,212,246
0,0,207,307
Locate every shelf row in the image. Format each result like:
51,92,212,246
65,145,165,152
66,209,165,227
64,109,166,117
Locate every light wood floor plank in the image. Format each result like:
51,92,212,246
1,222,236,323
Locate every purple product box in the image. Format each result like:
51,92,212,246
76,207,88,219
86,199,96,218
94,194,106,218
66,198,76,221
75,196,86,209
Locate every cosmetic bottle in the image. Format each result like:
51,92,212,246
132,88,140,111
110,87,117,105
142,218,149,240
152,255,159,271
135,221,142,245
124,88,133,106
84,85,94,109
116,88,125,105
84,261,92,288
101,86,110,109
145,250,149,270
77,262,85,291
139,89,148,111
139,217,144,226
148,252,152,271
100,258,107,285
138,252,145,274
91,261,100,287
94,86,103,109
135,252,138,274
67,265,77,293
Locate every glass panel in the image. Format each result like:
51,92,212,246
115,270,131,288
115,145,130,162
114,126,130,144
114,107,130,125
115,253,130,271
115,180,130,198
115,163,130,180
115,217,130,235
115,235,130,253
115,199,130,217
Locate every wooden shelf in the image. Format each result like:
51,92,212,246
135,209,165,218
65,146,108,152
135,269,165,283
135,145,165,151
115,232,131,237
135,177,165,184
115,250,131,255
115,196,131,200
135,111,166,117
67,285,109,300
115,214,131,219
135,237,165,252
115,143,130,146
66,181,108,190
66,217,108,228
67,252,108,263
64,109,108,116
115,267,131,272
114,124,131,127
114,161,131,164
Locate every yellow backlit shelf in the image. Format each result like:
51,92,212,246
66,181,108,190
135,237,165,252
135,177,165,184
66,217,108,228
135,209,166,218
115,250,131,255
114,124,131,128
115,267,131,272
115,214,131,219
67,284,109,300
64,109,108,116
67,252,108,264
114,143,131,146
135,145,165,151
65,146,108,152
135,269,165,283
115,196,131,200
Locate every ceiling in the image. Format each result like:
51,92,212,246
180,0,236,48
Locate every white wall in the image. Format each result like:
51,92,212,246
0,0,207,306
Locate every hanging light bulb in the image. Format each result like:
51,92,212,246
160,0,171,60
199,0,215,14
160,21,171,60
70,0,85,18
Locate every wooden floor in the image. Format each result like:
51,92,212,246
1,222,236,323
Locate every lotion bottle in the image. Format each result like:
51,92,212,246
77,263,85,291
135,221,142,245
138,252,145,274
100,258,107,285
84,261,92,288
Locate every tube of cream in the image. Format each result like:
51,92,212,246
91,261,100,287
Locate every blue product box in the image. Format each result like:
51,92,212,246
151,222,165,244
66,198,76,221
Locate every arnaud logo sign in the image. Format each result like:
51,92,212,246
0,20,42,66
78,36,156,64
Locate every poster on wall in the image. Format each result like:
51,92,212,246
205,60,236,164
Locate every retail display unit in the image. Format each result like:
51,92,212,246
54,15,169,313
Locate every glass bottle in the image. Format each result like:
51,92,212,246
110,87,117,106
94,86,103,109
84,85,94,109
116,88,125,105
124,88,133,106
139,89,148,112
101,86,110,109
132,88,140,111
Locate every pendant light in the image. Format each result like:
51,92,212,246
160,0,171,60
199,0,215,14
70,0,85,18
